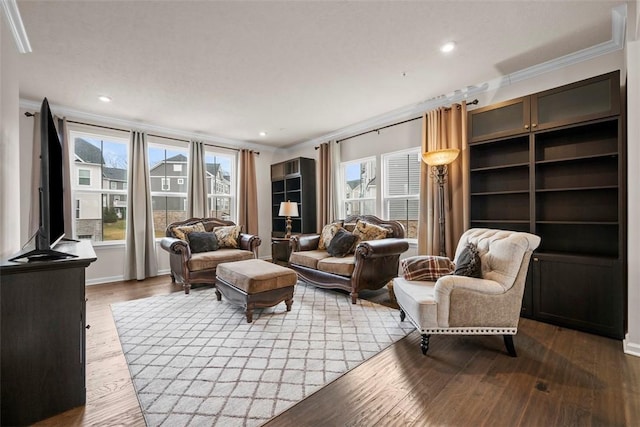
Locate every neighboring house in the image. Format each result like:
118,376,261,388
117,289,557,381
73,138,105,240
73,138,128,240
102,167,127,218
149,154,231,217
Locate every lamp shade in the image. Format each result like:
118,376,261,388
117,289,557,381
278,201,299,217
422,148,460,166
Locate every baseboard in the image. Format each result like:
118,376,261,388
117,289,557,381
85,268,171,286
623,335,640,357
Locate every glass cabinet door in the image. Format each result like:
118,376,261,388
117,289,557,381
468,97,530,142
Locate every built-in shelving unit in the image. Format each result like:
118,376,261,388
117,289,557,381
468,70,625,339
271,157,316,237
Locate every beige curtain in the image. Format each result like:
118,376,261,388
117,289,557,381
187,140,207,218
317,140,341,230
124,131,158,280
29,113,41,236
28,115,72,240
57,117,73,235
418,103,468,258
238,149,258,235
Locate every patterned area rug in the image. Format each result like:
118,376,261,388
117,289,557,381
111,283,413,427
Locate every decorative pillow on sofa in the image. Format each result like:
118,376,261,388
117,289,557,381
327,228,359,258
213,225,242,248
352,219,390,241
318,221,344,250
454,243,482,278
171,222,206,241
186,231,219,253
401,255,455,281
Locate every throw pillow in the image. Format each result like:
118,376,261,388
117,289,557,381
401,255,455,281
352,219,390,242
454,243,482,278
318,221,344,250
327,228,359,258
186,231,219,253
171,222,206,241
213,225,242,248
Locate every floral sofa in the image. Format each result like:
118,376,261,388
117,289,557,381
289,215,409,304
160,217,261,294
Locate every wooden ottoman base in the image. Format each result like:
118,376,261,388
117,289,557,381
215,279,294,323
215,259,298,323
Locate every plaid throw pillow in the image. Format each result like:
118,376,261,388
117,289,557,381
401,255,455,281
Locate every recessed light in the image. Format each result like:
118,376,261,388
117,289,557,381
98,95,112,103
259,131,267,137
440,42,456,53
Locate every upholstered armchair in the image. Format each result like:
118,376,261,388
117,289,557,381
393,228,540,356
160,217,261,294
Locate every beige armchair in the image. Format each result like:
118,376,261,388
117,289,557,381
393,228,541,356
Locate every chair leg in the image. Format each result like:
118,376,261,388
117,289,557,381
421,334,430,355
400,309,406,322
503,335,517,357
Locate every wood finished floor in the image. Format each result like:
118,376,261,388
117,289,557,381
34,276,640,427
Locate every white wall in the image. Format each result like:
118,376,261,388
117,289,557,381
1,20,21,258
624,1,640,355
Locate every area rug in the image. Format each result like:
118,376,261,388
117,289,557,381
111,283,413,427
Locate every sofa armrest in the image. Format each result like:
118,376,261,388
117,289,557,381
354,238,409,259
292,234,320,251
239,233,262,257
160,237,191,257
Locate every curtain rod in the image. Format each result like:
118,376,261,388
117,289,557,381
315,99,478,149
25,113,258,155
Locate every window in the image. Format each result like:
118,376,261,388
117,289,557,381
342,157,376,216
78,169,91,186
70,131,129,242
161,177,170,191
177,178,184,185
149,144,189,237
204,150,235,221
383,148,421,239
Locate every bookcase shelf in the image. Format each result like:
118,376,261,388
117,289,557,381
271,157,316,238
467,70,625,339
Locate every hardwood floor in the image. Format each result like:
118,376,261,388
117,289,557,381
35,276,640,426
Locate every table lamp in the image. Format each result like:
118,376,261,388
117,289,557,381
279,201,299,238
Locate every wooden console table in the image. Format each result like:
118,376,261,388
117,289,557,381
0,240,97,426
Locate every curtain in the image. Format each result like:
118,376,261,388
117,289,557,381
124,131,158,280
187,140,208,218
418,103,468,258
29,112,41,236
317,140,341,230
57,117,73,235
238,149,258,235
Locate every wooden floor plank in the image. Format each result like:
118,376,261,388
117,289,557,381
30,276,640,426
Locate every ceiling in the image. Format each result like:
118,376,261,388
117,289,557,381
12,0,628,148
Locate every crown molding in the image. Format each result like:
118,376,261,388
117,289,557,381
289,4,627,151
19,98,276,153
1,0,31,53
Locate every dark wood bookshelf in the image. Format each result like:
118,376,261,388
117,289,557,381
468,70,625,339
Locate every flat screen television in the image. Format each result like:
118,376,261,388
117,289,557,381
10,98,75,261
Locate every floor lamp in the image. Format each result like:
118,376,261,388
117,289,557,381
279,201,299,238
422,148,460,257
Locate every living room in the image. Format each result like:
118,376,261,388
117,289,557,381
2,1,640,425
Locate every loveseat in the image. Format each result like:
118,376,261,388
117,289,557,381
289,215,409,304
160,217,261,294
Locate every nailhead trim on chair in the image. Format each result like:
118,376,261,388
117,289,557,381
420,327,517,335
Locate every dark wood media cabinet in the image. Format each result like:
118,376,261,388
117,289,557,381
0,240,97,426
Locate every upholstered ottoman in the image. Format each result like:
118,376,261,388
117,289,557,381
215,259,298,323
